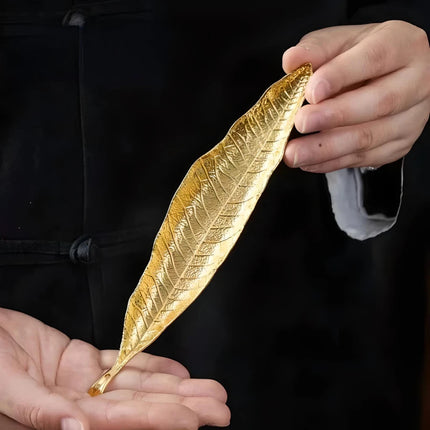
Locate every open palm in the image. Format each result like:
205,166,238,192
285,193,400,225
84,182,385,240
0,308,230,430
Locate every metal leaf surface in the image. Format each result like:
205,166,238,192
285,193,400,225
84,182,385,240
88,63,312,396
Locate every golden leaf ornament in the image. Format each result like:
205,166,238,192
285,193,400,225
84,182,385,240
88,63,312,396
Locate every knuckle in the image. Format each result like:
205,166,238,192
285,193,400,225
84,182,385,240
381,20,413,37
138,370,152,390
324,105,344,128
355,126,374,151
297,35,317,52
376,90,399,117
176,394,187,405
352,151,366,167
132,390,146,401
299,32,332,64
384,20,429,52
299,31,318,44
15,402,45,429
382,20,407,31
364,40,387,75
28,405,43,429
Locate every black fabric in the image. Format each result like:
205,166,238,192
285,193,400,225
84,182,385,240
0,1,429,429
362,158,403,217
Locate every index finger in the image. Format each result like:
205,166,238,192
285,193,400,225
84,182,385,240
282,25,370,73
305,21,427,103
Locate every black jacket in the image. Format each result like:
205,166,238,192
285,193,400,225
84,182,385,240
0,1,429,429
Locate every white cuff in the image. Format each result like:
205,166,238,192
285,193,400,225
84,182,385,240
325,163,403,241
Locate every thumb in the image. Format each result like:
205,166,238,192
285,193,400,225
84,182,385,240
0,362,89,430
282,24,374,103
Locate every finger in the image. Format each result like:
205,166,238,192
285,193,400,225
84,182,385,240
79,397,199,430
299,139,409,173
285,101,428,168
0,413,33,430
304,21,428,103
179,378,228,403
282,45,322,75
0,356,89,430
182,396,230,427
100,350,190,379
282,25,372,73
99,390,230,428
295,66,430,133
107,367,228,402
79,392,230,429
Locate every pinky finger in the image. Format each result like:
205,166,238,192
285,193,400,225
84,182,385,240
79,398,199,430
300,139,410,173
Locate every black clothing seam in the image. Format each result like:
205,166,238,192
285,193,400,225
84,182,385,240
77,24,88,231
0,1,152,24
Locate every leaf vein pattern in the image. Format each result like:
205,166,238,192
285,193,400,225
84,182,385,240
200,160,223,203
166,217,187,262
130,298,148,334
147,273,170,296
230,136,246,162
217,163,239,185
130,81,304,349
267,98,279,116
221,144,238,169
213,156,229,195
159,234,182,279
176,194,200,243
249,111,265,132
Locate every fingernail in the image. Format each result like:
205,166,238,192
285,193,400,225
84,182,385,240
301,165,318,173
285,146,300,167
300,111,322,134
293,150,301,167
295,113,306,134
311,79,330,104
61,418,84,430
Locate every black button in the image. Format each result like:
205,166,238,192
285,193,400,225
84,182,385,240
62,9,86,27
69,235,99,264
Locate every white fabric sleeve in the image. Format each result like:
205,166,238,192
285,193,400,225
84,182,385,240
325,161,404,241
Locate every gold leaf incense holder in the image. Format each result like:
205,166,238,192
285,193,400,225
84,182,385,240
88,63,312,396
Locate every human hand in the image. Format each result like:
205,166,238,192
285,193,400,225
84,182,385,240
282,20,430,173
0,412,32,430
0,308,230,430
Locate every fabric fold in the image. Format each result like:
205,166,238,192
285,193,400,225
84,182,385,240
325,160,403,240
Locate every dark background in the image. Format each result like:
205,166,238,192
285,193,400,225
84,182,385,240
0,1,430,429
